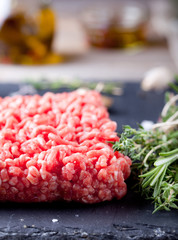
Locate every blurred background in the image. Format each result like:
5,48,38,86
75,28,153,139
0,0,178,85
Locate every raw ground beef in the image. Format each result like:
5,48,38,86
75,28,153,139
0,90,131,203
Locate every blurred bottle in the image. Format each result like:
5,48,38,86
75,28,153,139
0,0,63,65
37,0,55,50
82,2,148,49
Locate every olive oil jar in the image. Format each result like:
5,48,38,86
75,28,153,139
0,0,63,65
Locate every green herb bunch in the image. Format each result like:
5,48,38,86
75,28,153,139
27,78,122,95
112,84,178,213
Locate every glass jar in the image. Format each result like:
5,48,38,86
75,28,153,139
0,0,63,65
82,2,148,49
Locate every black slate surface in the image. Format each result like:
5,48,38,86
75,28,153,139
0,83,177,240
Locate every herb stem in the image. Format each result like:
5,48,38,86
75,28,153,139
135,146,148,159
161,95,178,117
166,111,178,122
152,120,178,130
168,188,174,202
143,139,173,167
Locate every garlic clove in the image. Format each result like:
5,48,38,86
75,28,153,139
141,67,174,91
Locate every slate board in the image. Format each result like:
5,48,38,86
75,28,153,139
0,83,177,240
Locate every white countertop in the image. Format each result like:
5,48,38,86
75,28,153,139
0,46,176,83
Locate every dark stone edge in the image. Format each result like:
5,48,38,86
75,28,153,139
0,223,177,240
